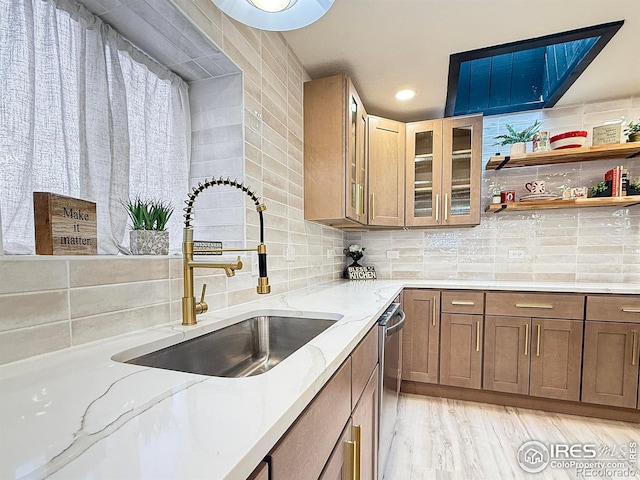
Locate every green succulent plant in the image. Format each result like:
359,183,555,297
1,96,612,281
624,120,640,136
493,120,543,146
122,197,174,231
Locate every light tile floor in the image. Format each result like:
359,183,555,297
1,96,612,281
383,393,640,479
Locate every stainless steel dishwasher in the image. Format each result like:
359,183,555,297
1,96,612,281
377,302,405,479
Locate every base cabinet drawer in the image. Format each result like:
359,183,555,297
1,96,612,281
486,292,584,319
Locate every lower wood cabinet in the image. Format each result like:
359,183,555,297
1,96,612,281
439,290,484,389
483,316,583,401
529,318,583,401
581,295,640,410
266,326,379,480
402,289,440,383
270,360,352,480
582,321,639,409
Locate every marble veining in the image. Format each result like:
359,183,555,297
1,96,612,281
1,280,638,479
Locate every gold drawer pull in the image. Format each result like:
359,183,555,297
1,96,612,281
451,300,475,306
444,193,449,221
524,324,529,356
370,192,375,220
345,440,356,480
515,303,554,309
632,332,638,367
432,296,437,326
352,424,361,480
622,308,640,313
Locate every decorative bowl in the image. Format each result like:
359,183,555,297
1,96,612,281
550,130,588,150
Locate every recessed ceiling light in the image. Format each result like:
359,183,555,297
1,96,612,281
395,89,416,101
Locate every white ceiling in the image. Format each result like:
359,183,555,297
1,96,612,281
282,0,640,122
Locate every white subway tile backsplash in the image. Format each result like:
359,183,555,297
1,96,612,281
0,259,68,294
0,322,70,364
0,291,69,331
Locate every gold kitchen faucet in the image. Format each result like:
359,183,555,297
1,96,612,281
181,177,270,326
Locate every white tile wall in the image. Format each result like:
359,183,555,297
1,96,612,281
0,0,346,365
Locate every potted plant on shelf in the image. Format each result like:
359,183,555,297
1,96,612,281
493,120,542,155
628,179,640,196
624,119,640,143
122,197,174,255
588,181,610,198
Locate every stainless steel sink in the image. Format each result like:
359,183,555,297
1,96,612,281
124,315,337,378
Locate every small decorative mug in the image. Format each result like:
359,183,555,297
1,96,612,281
525,180,545,194
501,190,516,203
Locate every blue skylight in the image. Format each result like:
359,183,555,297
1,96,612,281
445,21,623,117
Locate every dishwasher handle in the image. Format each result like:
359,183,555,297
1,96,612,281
385,310,406,338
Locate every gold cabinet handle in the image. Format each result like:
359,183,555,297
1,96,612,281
632,332,638,367
432,296,437,327
451,300,475,306
515,303,554,309
359,184,365,215
524,323,529,356
536,324,541,357
435,194,439,222
370,192,375,220
345,440,356,480
476,320,480,352
623,308,640,313
444,193,449,221
352,424,361,480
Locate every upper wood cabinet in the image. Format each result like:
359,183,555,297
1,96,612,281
368,116,405,227
405,115,482,227
304,74,367,226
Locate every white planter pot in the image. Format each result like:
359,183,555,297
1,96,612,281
510,142,526,155
130,230,169,255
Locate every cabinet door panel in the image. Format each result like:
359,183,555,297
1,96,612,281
368,116,405,226
582,322,639,409
352,366,379,480
346,78,367,224
483,316,529,395
441,115,482,226
529,319,583,401
402,289,440,383
405,121,443,226
440,313,482,389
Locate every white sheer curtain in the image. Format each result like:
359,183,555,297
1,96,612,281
0,0,190,254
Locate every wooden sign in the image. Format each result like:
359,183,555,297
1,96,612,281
592,124,622,146
347,266,377,280
33,192,97,255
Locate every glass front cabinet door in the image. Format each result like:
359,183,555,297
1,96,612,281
346,79,368,224
406,115,482,227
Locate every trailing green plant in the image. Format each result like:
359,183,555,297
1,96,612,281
493,120,543,146
624,119,640,136
122,197,174,231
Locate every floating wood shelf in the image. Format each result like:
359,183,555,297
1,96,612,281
485,196,640,213
485,142,640,170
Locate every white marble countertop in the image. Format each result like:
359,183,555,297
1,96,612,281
0,279,637,480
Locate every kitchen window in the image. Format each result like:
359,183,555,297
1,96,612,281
0,0,190,254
